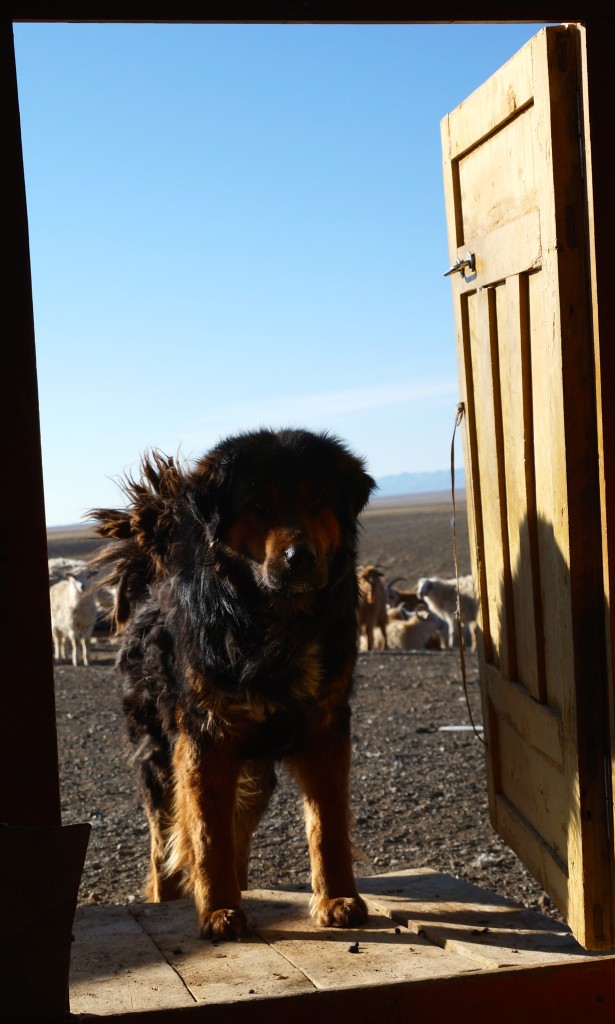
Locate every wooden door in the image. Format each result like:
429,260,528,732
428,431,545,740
441,24,614,950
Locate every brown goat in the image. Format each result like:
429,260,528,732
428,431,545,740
357,565,388,650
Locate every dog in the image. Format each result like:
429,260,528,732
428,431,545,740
89,427,376,941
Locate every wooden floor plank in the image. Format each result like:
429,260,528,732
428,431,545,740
132,898,314,1003
69,871,615,1019
70,904,195,1016
359,868,608,967
243,888,482,987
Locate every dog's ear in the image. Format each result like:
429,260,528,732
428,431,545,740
335,447,377,519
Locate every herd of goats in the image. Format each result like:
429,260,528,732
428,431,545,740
357,564,478,653
46,556,478,668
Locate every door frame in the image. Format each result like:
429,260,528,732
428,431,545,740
2,11,614,1017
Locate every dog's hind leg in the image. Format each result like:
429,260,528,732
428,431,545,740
132,729,183,901
234,760,277,890
144,795,184,902
286,716,367,929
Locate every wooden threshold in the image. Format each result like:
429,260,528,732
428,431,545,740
69,868,615,1022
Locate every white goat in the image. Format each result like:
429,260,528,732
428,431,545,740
416,574,477,648
48,556,89,586
49,571,99,666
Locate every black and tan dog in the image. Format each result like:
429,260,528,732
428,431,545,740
90,427,375,940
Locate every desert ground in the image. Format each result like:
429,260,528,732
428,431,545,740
48,493,560,922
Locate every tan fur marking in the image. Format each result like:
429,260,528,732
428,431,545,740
144,802,184,902
285,667,367,929
168,732,244,936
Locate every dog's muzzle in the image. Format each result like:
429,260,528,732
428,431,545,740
263,543,327,593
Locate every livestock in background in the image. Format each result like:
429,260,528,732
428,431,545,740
386,604,411,622
49,570,99,666
385,577,424,614
386,608,446,650
357,564,389,650
416,574,477,649
48,556,88,586
48,556,115,634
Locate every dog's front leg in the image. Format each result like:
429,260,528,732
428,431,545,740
287,718,368,928
172,731,247,941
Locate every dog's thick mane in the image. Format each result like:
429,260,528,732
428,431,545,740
169,554,359,697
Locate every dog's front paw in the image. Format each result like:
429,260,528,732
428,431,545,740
199,906,248,941
312,895,368,928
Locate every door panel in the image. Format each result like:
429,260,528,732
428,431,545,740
496,276,544,699
441,25,612,949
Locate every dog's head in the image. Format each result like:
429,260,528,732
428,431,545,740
90,428,376,621
189,428,376,595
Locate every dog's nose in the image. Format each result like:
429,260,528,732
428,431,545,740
284,544,316,574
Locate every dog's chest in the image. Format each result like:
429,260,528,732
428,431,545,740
186,630,324,711
239,637,322,710
184,639,325,758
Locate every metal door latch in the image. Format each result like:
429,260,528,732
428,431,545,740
444,252,475,279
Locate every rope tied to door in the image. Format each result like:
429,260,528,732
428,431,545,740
451,402,485,745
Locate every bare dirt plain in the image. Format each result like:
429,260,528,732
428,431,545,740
48,494,560,922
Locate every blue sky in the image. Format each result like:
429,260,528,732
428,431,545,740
13,21,548,526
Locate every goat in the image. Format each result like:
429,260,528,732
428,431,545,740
49,570,99,666
48,556,115,635
386,604,411,622
416,574,477,649
386,608,446,650
48,556,89,586
386,576,423,614
357,564,388,650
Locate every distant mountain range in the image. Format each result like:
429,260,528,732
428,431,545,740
374,467,465,497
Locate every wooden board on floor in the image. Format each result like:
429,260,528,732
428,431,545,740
242,888,481,988
70,903,195,1014
358,868,606,968
69,870,615,1019
131,898,314,1004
